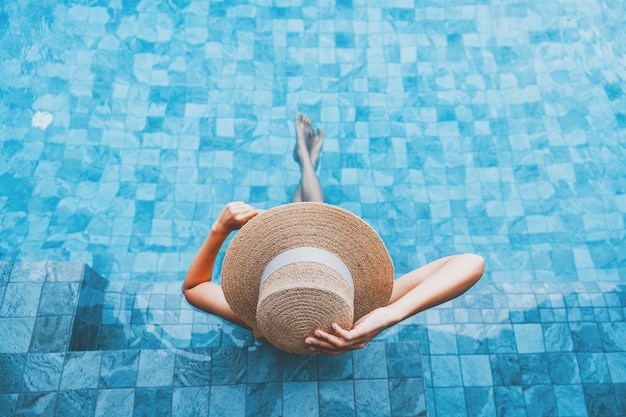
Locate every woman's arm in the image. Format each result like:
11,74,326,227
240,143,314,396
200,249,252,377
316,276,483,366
305,253,485,355
183,202,261,328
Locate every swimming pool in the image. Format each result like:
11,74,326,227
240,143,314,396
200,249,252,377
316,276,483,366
1,0,625,283
1,1,626,416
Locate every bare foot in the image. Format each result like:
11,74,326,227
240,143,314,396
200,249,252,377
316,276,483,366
293,113,312,163
307,127,324,168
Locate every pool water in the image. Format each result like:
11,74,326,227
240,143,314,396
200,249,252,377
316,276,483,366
1,0,626,416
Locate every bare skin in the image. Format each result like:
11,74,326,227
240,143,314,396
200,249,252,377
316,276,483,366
292,114,324,203
183,113,485,355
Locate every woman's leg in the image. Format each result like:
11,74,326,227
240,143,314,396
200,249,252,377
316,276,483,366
292,114,324,203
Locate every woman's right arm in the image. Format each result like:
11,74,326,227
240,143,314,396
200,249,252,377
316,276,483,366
183,202,261,328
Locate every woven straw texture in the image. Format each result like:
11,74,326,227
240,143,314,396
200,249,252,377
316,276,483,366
221,202,394,352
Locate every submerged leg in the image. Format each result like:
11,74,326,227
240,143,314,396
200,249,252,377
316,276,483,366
292,114,324,203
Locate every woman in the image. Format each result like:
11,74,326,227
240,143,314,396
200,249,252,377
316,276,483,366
183,114,484,355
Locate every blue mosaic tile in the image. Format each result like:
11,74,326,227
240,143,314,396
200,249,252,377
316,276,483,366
547,353,581,384
246,382,282,417
99,350,139,389
577,353,612,384
352,343,388,379
464,387,496,417
133,387,172,417
282,381,318,417
136,349,175,387
319,380,355,417
0,354,26,394
209,385,245,417
15,392,57,417
59,351,101,390
94,389,135,417
0,318,36,353
21,353,64,392
29,316,73,353
493,386,526,417
55,389,98,417
354,379,391,417
211,347,246,386
318,353,354,381
172,387,209,417
582,384,621,417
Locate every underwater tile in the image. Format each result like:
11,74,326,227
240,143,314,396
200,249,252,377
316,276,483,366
389,378,427,417
0,354,26,393
460,355,492,386
246,345,282,383
21,352,63,392
9,263,47,283
15,392,57,417
172,387,209,417
0,318,35,353
542,322,573,352
598,322,626,351
577,352,611,383
353,343,388,379
518,354,551,385
523,385,557,417
209,385,245,417
553,385,588,417
29,315,73,353
456,323,489,354
173,348,212,387
55,389,98,417
133,387,172,417
282,382,318,417
99,350,139,389
0,394,17,416
319,380,355,417
136,349,175,387
60,351,101,390
94,389,135,417
546,352,581,384
386,341,422,378
354,379,390,417
211,347,246,385
190,324,222,348
428,325,459,355
490,354,523,386
0,282,42,317
0,263,12,284
513,323,545,353
38,282,80,316
464,386,496,417
485,324,517,354
582,384,620,417
45,262,86,283
246,382,282,417
318,351,354,380
282,352,318,382
605,352,626,383
493,386,526,417
430,355,462,387
433,387,466,417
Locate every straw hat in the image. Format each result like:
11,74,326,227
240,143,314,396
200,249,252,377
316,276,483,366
221,202,394,354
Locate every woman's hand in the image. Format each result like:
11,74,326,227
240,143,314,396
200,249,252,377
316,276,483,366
304,306,398,355
212,201,261,235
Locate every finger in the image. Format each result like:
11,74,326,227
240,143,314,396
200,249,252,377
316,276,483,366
331,323,354,339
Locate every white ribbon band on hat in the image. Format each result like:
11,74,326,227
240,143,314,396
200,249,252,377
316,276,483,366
259,247,354,295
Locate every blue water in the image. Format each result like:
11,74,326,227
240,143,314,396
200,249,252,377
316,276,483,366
1,0,624,283
1,2,626,416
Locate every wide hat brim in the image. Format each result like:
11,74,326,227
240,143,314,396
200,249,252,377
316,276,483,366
221,202,394,338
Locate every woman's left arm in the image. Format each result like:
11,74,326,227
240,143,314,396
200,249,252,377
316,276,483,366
305,253,485,355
